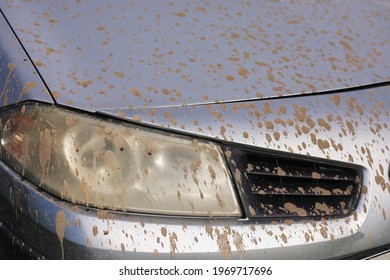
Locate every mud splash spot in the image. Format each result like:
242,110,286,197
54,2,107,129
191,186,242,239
315,202,333,214
55,211,67,259
320,227,328,239
284,219,294,226
234,169,242,185
346,121,355,135
317,139,330,150
304,232,310,242
238,67,249,79
249,205,256,216
277,167,286,176
161,227,167,237
284,202,307,217
317,118,331,131
39,128,52,184
132,115,142,122
169,234,178,259
216,193,225,208
114,71,125,78
18,81,38,102
97,210,110,220
0,63,16,102
281,233,288,244
233,232,245,259
367,234,372,249
312,172,321,179
215,229,231,259
331,94,341,105
92,225,98,236
226,75,235,81
208,165,216,180
265,121,274,130
205,224,214,239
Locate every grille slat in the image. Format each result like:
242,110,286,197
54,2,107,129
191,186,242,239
227,149,362,219
246,171,356,182
248,175,355,196
247,195,353,218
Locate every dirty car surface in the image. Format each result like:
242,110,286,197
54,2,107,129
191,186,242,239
0,0,389,259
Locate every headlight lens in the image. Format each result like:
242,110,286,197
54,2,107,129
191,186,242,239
0,103,241,217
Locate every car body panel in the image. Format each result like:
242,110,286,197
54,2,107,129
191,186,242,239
97,86,390,258
0,0,389,260
0,13,53,106
1,0,389,111
0,87,389,259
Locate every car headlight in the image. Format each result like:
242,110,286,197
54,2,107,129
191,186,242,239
0,103,241,217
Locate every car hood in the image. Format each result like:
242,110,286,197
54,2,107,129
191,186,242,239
1,0,389,112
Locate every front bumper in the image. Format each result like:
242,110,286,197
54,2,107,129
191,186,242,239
0,153,385,260
0,221,45,259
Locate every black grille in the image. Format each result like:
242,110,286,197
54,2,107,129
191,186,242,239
227,148,362,219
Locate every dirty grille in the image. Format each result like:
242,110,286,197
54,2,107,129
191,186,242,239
227,149,362,219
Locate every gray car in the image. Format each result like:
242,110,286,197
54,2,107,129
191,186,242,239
0,0,389,259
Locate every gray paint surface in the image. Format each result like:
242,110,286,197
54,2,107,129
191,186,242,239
0,13,52,106
1,0,389,112
0,1,389,259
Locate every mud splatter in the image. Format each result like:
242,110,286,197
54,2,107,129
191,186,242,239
281,233,288,244
367,234,372,249
97,210,110,220
234,169,242,185
170,234,178,259
233,232,245,259
18,81,38,102
249,205,256,216
277,167,286,176
226,75,235,81
161,227,167,237
312,172,321,179
92,225,98,236
205,224,214,239
320,227,328,239
315,202,333,214
208,165,216,180
284,202,307,217
284,219,295,226
215,229,231,259
114,71,125,78
132,115,142,122
55,210,67,259
39,128,52,184
0,63,15,102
